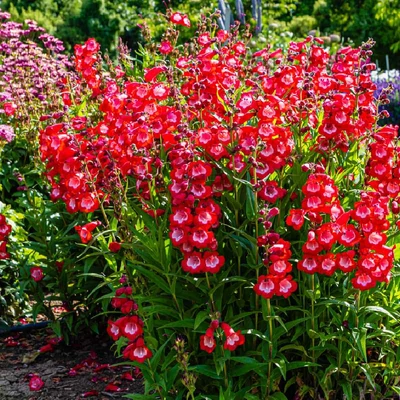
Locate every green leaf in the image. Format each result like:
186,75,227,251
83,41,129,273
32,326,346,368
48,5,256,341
360,305,398,320
194,310,209,330
157,318,194,330
189,364,222,380
151,336,172,371
359,364,376,389
353,328,367,363
286,361,320,371
245,185,256,220
341,382,352,400
133,264,171,294
270,393,288,400
230,362,267,377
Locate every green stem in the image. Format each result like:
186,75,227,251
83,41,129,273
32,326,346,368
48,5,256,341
266,298,274,397
146,359,164,399
223,358,229,388
311,274,315,364
205,272,215,312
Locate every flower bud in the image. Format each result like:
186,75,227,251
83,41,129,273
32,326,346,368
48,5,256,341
392,201,399,214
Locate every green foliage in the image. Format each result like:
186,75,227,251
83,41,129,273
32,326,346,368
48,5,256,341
3,0,149,56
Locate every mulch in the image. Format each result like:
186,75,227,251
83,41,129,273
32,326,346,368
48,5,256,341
0,327,144,400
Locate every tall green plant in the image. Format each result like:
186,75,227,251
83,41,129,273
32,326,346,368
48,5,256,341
36,11,400,399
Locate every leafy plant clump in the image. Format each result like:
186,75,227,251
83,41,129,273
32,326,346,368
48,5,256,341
2,8,400,400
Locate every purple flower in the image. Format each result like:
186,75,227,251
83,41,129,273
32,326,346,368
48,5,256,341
0,124,15,142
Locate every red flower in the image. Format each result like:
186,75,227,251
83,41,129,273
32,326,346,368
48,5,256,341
0,241,10,260
319,253,337,276
200,328,216,353
170,12,191,27
221,323,245,351
203,251,225,274
104,383,122,392
338,225,361,247
29,375,45,391
189,228,214,249
258,181,287,203
276,275,297,297
111,297,128,309
78,193,100,213
302,238,323,255
120,300,137,314
119,316,144,341
181,252,204,274
316,223,338,250
109,241,121,252
3,102,17,116
169,226,190,247
298,256,320,274
159,41,173,54
123,338,152,362
74,221,101,243
336,251,356,272
30,266,44,282
254,275,277,299
286,209,305,230
270,260,292,276
352,272,376,290
169,207,193,226
107,319,122,341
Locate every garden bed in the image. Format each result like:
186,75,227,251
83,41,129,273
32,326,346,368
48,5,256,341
0,328,143,399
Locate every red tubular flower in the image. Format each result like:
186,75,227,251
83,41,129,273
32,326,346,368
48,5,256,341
221,322,245,351
298,256,320,274
200,328,217,353
276,275,298,297
193,209,217,229
170,12,191,27
351,272,376,290
109,241,121,252
119,316,144,341
39,344,54,353
270,260,292,276
181,252,204,274
159,41,173,54
0,241,10,260
144,66,167,82
169,226,190,247
120,300,137,314
3,101,17,116
258,181,287,203
107,319,122,341
74,221,101,243
302,239,323,255
169,207,193,226
0,220,11,240
316,223,338,250
111,297,128,309
123,338,152,362
189,228,214,249
203,251,225,274
30,266,44,282
254,275,277,299
286,209,305,230
338,224,361,247
319,253,337,276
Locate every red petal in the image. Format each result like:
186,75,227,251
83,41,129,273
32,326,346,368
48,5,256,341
104,383,122,392
121,372,134,381
81,390,99,397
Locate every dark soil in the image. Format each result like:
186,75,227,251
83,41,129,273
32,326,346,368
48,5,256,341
0,327,143,400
